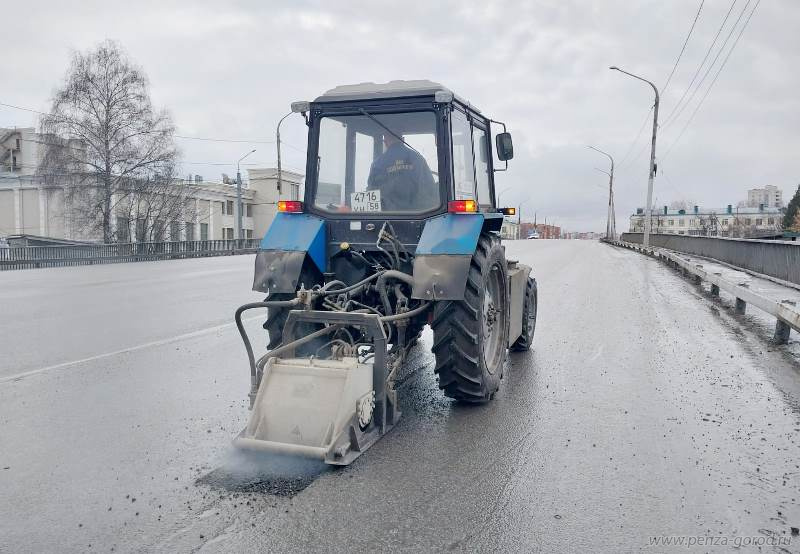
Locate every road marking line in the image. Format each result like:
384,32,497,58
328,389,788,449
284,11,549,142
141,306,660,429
0,315,264,385
588,344,604,362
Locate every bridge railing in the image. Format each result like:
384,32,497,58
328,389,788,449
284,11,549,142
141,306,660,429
610,239,800,344
0,239,261,271
621,232,800,287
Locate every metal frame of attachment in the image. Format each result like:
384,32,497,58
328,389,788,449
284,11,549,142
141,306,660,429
235,306,401,465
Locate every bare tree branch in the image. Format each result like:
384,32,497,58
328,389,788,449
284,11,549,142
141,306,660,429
38,40,183,243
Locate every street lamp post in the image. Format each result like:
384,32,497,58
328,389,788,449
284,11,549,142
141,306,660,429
518,198,531,240
587,145,615,240
610,66,660,247
276,111,293,197
236,149,256,240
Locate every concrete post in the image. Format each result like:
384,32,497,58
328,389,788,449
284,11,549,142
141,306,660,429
711,273,721,296
774,320,791,344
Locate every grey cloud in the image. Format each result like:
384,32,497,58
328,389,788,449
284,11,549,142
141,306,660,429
2,0,798,232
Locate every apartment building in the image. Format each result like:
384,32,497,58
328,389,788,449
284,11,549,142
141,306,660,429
747,185,783,209
629,204,783,237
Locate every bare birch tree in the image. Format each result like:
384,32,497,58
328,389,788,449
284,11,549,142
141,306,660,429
38,40,184,242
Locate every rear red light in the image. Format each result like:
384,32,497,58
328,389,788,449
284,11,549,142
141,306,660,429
278,200,303,213
448,200,477,213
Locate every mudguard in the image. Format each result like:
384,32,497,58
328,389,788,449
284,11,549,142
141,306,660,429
411,213,485,300
252,213,326,294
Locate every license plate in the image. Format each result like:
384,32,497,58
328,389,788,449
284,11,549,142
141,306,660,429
351,190,382,212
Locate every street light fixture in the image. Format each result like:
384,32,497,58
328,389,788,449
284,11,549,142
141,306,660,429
496,187,512,206
610,66,660,247
236,148,256,240
586,145,616,240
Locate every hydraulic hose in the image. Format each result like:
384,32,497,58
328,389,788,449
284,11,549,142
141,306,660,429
376,270,415,316
318,271,385,297
380,301,431,322
235,299,300,389
255,324,340,370
319,279,346,292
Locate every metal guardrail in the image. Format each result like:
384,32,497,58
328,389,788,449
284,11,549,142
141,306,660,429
621,232,800,287
0,239,261,271
609,239,799,344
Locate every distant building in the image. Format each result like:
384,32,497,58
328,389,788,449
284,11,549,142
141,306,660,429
563,231,600,240
529,223,561,239
629,204,783,238
0,126,302,241
747,185,783,209
500,220,519,239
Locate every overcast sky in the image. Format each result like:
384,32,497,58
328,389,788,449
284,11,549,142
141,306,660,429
3,0,798,232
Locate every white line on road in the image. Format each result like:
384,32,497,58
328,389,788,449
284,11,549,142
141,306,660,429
0,315,264,385
587,344,605,362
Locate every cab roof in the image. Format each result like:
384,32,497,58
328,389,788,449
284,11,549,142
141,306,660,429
314,80,478,112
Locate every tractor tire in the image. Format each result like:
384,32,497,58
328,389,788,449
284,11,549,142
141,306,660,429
405,318,427,347
263,292,295,350
510,277,537,351
432,233,509,403
263,262,322,351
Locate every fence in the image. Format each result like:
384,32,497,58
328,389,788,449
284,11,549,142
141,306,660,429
0,239,261,271
621,232,800,287
609,239,799,343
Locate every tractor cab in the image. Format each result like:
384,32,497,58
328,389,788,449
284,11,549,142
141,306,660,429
292,80,514,222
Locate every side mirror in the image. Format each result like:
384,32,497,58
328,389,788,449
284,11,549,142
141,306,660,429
496,132,514,161
291,101,310,113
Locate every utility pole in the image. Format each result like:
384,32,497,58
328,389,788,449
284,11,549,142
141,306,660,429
610,66,660,247
587,145,615,240
236,149,256,241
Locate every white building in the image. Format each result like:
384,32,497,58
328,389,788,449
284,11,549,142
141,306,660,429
0,126,303,242
747,185,783,209
500,220,519,239
630,204,784,238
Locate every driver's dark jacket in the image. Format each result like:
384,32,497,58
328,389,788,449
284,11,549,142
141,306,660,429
366,142,437,211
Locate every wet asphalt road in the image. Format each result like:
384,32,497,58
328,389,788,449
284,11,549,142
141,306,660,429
1,240,799,553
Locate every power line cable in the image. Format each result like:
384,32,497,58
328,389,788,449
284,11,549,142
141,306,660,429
618,107,653,168
661,0,706,94
661,0,749,129
662,0,761,160
661,0,739,128
0,100,289,146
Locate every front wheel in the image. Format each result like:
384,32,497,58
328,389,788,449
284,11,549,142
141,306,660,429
431,233,509,403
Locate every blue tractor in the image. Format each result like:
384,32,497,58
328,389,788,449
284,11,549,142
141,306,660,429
234,81,537,465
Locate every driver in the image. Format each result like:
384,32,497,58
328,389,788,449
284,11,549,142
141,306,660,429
366,132,437,211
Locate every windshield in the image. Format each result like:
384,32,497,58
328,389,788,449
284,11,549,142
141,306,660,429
313,111,440,213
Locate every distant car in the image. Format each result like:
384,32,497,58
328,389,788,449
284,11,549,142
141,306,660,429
527,231,539,239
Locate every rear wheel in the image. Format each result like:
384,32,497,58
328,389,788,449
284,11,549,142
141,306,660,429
263,263,322,352
510,277,537,351
264,293,295,350
432,233,509,403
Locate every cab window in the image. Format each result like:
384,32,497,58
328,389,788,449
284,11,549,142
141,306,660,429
472,125,491,209
314,111,440,213
451,110,476,201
